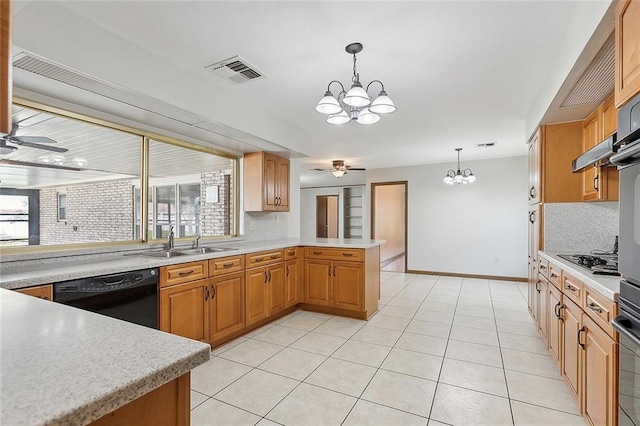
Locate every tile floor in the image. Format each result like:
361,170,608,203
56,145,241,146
189,272,587,425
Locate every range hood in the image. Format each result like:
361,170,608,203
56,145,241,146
572,133,617,173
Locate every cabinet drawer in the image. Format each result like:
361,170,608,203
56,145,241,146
562,271,584,306
304,247,364,262
538,257,550,279
584,287,617,338
548,262,562,290
246,249,284,268
285,246,300,260
210,255,244,276
160,261,209,288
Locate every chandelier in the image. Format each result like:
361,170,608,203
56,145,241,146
443,148,477,185
315,42,396,125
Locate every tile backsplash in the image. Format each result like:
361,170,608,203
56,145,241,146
243,212,289,241
544,202,619,253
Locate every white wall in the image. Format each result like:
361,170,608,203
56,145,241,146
366,156,528,278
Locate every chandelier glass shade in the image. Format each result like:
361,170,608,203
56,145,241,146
443,148,477,185
315,42,396,125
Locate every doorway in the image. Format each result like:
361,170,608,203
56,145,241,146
316,195,339,238
371,182,407,272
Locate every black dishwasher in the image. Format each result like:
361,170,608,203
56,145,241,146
54,268,159,329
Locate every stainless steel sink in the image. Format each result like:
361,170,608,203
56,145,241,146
125,246,237,258
175,247,237,255
130,250,187,258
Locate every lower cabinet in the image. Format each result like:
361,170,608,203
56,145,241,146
304,258,364,312
245,262,285,326
305,259,332,306
15,284,53,301
547,283,563,368
535,275,548,345
285,257,302,308
561,296,583,406
210,271,245,342
160,279,210,343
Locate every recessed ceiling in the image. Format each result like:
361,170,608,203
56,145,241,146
11,1,611,187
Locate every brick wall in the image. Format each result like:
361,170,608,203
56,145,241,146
200,169,233,236
40,181,134,245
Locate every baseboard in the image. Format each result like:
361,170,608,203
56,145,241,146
380,252,405,268
405,269,527,282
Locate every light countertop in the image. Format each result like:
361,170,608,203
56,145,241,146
0,289,210,426
538,251,620,301
0,238,384,290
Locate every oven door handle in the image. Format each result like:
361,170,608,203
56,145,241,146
612,315,640,347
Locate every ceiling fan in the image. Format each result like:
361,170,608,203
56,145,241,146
0,121,68,155
313,160,366,178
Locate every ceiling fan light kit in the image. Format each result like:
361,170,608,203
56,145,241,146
315,42,396,125
443,148,477,185
314,159,366,178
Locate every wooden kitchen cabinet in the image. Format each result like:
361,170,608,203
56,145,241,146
284,247,303,308
535,275,549,346
332,261,364,312
243,151,290,212
547,282,563,369
209,270,245,342
160,260,208,288
305,259,332,306
600,95,617,139
160,279,209,343
16,284,53,301
245,260,285,326
528,128,541,205
561,296,583,407
1,0,11,134
615,0,640,107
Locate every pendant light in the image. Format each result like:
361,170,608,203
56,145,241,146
315,42,396,125
443,148,477,185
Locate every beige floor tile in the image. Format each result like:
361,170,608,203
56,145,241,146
272,311,302,324
445,339,503,368
258,347,326,380
365,314,411,331
351,325,402,347
454,305,494,319
427,420,450,426
215,369,299,416
419,301,457,313
331,339,392,367
502,348,561,379
255,419,280,426
424,294,458,304
379,304,419,319
413,309,454,324
505,370,581,415
361,369,437,417
191,357,252,396
305,357,377,397
457,297,493,308
191,398,261,426
218,339,284,367
492,300,529,312
453,314,497,331
243,322,276,338
251,324,307,346
496,319,539,336
190,390,208,410
278,313,330,331
314,317,365,338
449,325,499,346
494,309,536,323
405,319,451,338
439,358,508,397
499,331,548,355
343,399,429,426
511,400,586,425
381,348,443,381
396,289,429,300
211,336,248,356
395,332,448,357
430,383,512,425
289,331,347,356
266,383,356,425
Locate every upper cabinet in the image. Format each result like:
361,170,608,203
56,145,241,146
615,0,640,108
1,0,11,134
528,128,541,205
243,152,290,212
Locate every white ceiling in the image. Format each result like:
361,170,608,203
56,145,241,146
10,1,612,187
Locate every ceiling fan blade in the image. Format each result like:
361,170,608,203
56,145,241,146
312,168,330,172
15,135,58,144
346,167,366,171
17,141,69,153
0,159,82,171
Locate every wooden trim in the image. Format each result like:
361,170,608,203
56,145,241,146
298,303,368,320
380,252,405,268
406,269,527,282
0,0,10,134
371,181,408,272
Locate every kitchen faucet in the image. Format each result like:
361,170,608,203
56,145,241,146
167,225,174,250
192,235,201,249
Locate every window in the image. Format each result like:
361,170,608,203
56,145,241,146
57,193,67,221
0,194,31,246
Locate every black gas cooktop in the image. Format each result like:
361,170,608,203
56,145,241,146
557,254,620,276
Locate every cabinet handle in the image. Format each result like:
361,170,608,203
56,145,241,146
551,272,559,278
312,251,322,255
254,257,264,262
222,262,234,268
211,285,216,300
333,265,336,277
264,271,268,284
342,253,354,257
558,304,565,323
578,326,586,350
286,266,290,277
178,270,195,276
270,254,280,259
565,283,578,292
593,175,599,191
539,264,546,270
205,286,209,301
587,302,603,313
554,302,560,319
288,250,295,256
529,186,535,199
268,270,272,282
529,212,535,223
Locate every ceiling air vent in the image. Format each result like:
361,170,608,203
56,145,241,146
476,142,496,148
205,56,266,84
561,33,615,108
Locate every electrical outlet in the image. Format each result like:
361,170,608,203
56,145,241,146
248,222,256,231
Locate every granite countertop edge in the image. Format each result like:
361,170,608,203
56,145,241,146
538,251,620,301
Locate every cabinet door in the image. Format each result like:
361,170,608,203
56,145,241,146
528,129,541,205
528,262,537,318
548,284,563,369
16,284,53,301
285,259,300,308
263,153,278,211
583,109,601,201
536,277,548,345
276,157,290,211
528,204,542,265
305,259,332,306
210,272,245,342
332,261,364,312
583,315,618,426
601,95,617,139
160,279,209,343
267,263,286,315
561,297,582,406
245,266,268,326
0,0,10,134
615,0,640,107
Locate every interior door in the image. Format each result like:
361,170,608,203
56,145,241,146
316,195,338,238
372,182,407,272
